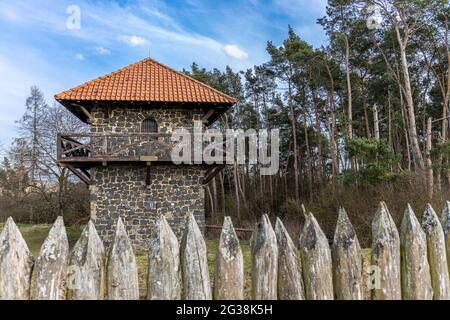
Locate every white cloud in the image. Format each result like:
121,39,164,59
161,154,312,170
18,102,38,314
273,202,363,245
95,46,111,55
75,53,84,60
223,45,249,60
119,35,149,47
0,1,259,68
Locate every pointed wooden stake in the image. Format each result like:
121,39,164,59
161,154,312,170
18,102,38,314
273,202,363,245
34,216,69,300
441,201,450,234
275,217,304,300
423,204,450,300
400,205,433,300
299,213,333,300
332,208,363,300
0,217,34,300
371,202,401,300
67,220,105,300
181,213,212,300
107,217,139,300
214,217,244,300
148,215,181,300
441,201,450,273
251,214,278,300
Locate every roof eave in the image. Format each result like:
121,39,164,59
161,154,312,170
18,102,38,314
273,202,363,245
56,98,235,125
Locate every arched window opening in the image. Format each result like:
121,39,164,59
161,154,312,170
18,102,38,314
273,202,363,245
142,117,158,133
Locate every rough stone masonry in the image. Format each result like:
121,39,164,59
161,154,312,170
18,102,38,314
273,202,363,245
89,106,206,250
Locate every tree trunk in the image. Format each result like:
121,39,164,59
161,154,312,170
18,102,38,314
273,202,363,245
373,104,380,141
207,186,215,217
395,25,425,170
212,177,218,216
364,102,371,139
303,104,313,202
219,172,226,214
388,93,393,148
288,78,299,201
426,118,434,200
324,63,339,180
311,85,324,181
233,163,240,221
400,94,412,171
344,35,353,140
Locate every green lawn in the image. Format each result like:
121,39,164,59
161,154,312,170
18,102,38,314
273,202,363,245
0,223,83,256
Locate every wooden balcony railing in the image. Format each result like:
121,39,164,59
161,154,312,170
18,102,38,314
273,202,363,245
57,132,228,185
57,132,177,164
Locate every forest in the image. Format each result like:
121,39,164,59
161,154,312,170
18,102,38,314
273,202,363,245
0,0,449,246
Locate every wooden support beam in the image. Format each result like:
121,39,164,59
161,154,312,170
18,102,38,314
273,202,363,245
66,165,91,186
74,104,93,124
80,168,91,179
202,109,216,125
140,156,159,162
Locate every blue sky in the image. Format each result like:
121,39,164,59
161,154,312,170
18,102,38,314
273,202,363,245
0,0,327,154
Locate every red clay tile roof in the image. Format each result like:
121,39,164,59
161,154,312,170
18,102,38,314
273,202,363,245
55,58,237,105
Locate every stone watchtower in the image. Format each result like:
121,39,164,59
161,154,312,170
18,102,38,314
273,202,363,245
55,58,236,250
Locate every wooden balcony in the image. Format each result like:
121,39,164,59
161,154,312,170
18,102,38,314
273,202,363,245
57,132,225,185
57,132,180,166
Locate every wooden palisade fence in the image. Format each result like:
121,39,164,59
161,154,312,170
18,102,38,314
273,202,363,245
1,201,450,300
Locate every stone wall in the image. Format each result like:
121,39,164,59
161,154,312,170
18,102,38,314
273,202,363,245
89,105,206,250
90,105,204,134
90,165,205,250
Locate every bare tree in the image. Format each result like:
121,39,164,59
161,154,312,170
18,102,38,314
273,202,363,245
371,0,444,170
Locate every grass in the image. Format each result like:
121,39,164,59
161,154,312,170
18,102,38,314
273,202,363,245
0,223,83,256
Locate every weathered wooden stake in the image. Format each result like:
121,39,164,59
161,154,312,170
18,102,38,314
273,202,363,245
371,202,401,300
441,201,450,273
107,217,139,300
214,217,244,300
181,213,212,300
332,208,363,300
0,217,34,300
148,215,181,300
67,220,105,300
400,205,433,300
251,214,278,300
422,204,450,300
34,216,69,300
275,217,304,300
299,213,333,300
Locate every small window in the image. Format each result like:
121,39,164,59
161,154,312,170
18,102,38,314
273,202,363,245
142,117,158,133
